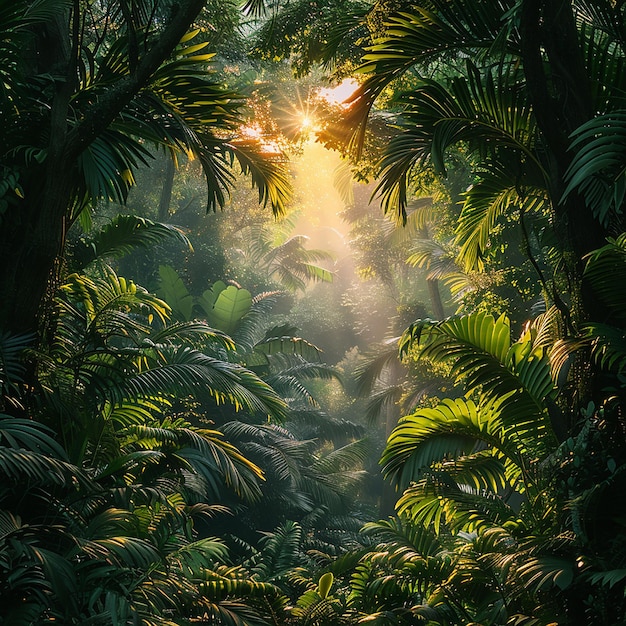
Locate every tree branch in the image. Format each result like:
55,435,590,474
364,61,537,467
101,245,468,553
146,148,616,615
65,0,207,160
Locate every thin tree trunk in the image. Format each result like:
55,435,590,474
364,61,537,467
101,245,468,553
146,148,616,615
158,157,176,221
379,359,403,517
427,277,445,320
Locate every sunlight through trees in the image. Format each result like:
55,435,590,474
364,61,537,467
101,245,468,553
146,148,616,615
1,1,626,624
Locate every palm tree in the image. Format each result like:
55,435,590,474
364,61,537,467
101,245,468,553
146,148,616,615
228,222,334,293
371,307,626,624
0,0,292,337
325,1,626,332
0,256,301,622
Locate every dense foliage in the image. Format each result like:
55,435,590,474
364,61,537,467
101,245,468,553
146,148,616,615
2,1,626,625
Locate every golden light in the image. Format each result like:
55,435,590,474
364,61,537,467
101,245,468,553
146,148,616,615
298,113,319,134
241,124,264,139
239,123,283,154
317,78,359,107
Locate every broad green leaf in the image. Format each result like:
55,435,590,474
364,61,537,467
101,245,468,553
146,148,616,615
200,282,252,334
157,265,193,321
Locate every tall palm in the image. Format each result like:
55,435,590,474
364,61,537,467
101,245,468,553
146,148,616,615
0,0,292,336
329,0,626,331
229,223,334,293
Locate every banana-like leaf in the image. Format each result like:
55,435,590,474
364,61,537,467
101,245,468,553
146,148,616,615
157,265,194,322
199,282,252,334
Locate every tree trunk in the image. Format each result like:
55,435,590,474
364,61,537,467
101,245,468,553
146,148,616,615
0,9,74,334
427,277,445,320
520,0,606,319
158,157,176,221
0,168,73,334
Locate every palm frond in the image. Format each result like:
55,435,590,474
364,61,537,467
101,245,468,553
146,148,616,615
250,0,369,75
353,340,402,396
287,408,364,443
389,313,559,505
0,414,67,457
400,313,555,412
343,1,522,157
225,139,293,217
562,112,626,226
406,237,459,279
254,330,323,363
0,0,69,105
76,214,192,268
551,323,626,378
381,398,513,489
363,385,403,426
395,476,515,534
387,197,437,245
361,516,444,561
333,160,356,206
516,555,575,593
148,320,234,351
579,19,626,109
0,446,80,487
74,128,152,205
61,270,171,328
312,438,372,476
231,291,284,354
456,164,549,271
0,330,34,394
583,233,626,322
242,0,268,18
253,520,304,580
372,61,539,220
122,347,288,421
